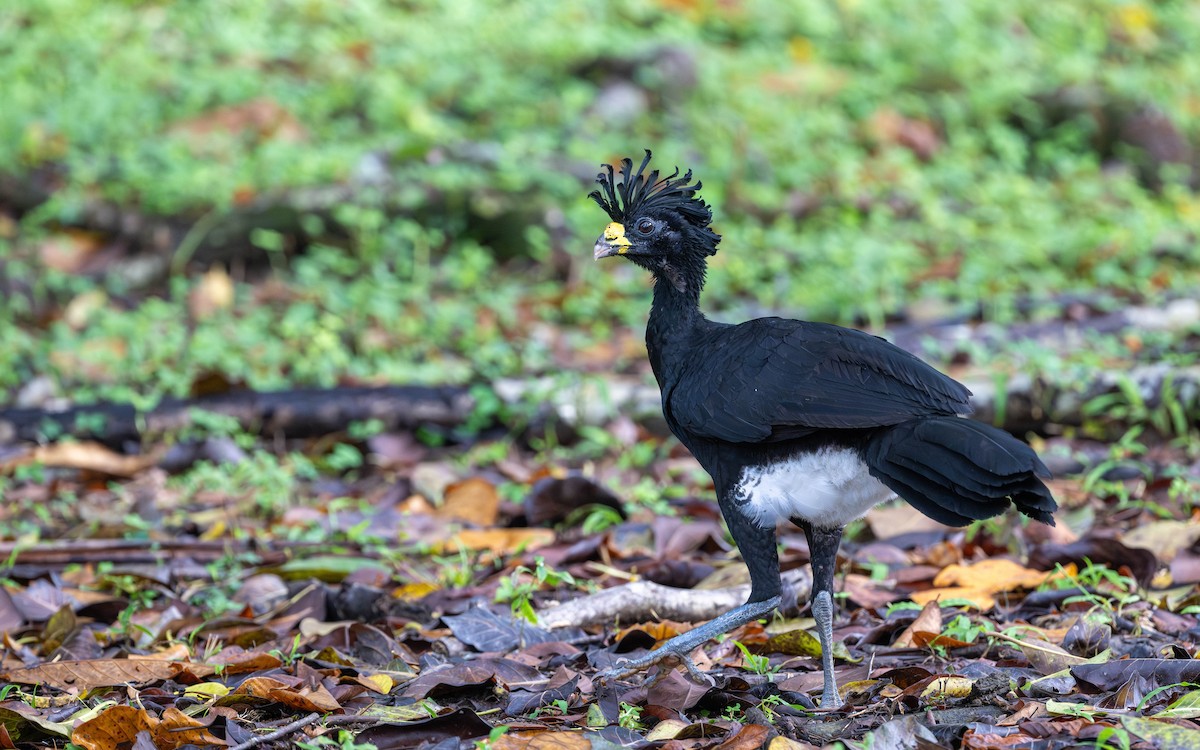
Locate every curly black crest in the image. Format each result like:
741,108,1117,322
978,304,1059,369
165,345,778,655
588,150,715,230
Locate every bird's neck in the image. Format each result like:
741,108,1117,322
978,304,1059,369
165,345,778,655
646,260,706,382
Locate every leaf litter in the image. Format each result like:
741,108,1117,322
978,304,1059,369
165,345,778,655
0,411,1198,748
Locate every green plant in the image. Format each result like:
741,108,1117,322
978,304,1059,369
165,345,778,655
757,693,810,723
1079,426,1153,509
1041,561,1141,625
1136,681,1200,712
432,547,479,589
494,556,576,623
322,442,365,474
474,726,509,750
940,614,994,644
1084,375,1198,442
625,477,678,517
268,634,306,666
1091,726,1132,750
617,702,644,731
527,698,571,719
733,640,777,677
1167,474,1200,512
573,504,624,535
296,731,379,750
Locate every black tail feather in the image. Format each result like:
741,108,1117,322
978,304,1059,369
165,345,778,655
864,418,1057,527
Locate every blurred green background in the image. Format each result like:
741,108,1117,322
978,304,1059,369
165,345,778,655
2,0,1198,406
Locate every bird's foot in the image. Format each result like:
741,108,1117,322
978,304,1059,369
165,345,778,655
597,646,715,688
596,596,781,689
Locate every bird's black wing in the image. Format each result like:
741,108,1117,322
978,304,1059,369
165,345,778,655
669,319,973,443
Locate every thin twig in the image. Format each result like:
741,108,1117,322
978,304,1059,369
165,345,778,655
229,712,322,750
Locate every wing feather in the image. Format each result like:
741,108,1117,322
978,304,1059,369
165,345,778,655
669,319,972,443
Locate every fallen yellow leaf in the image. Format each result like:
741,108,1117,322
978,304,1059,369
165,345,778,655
911,559,1064,609
439,528,555,555
438,477,501,525
0,442,160,478
921,676,974,701
359,673,394,694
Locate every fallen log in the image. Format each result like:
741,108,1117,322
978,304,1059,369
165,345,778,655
0,385,474,446
3,364,1198,450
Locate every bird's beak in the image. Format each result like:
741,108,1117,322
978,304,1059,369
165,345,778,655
594,221,632,260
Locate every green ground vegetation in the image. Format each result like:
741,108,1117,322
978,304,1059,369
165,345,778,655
1,0,1198,404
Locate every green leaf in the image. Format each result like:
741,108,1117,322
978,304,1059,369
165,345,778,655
275,556,388,582
1122,716,1200,750
1154,689,1200,719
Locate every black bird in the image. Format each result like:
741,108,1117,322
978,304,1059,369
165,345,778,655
589,151,1057,709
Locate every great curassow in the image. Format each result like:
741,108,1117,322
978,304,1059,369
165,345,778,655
589,151,1057,709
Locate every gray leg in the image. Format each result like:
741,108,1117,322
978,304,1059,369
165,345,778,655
795,520,844,709
811,589,841,709
600,497,784,686
598,595,782,685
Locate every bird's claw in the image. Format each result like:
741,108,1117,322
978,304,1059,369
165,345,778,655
597,649,715,688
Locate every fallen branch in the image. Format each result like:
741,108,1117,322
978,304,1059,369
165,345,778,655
4,362,1198,451
228,712,322,750
0,385,474,447
0,538,330,569
539,569,812,630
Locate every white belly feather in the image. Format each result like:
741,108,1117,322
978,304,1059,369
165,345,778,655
733,447,896,529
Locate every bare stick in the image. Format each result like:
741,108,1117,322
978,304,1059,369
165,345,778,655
228,712,322,750
539,568,811,630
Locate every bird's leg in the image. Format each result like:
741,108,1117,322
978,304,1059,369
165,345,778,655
797,520,844,710
599,512,782,686
598,595,782,684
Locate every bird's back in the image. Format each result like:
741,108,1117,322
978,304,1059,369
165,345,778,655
651,315,972,447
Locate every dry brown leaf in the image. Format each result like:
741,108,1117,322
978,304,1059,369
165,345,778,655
206,648,284,674
867,503,949,539
438,477,500,525
63,290,108,330
440,528,555,555
988,632,1093,675
865,107,942,160
47,337,127,382
38,230,105,273
911,631,974,650
70,705,223,750
2,658,205,691
189,266,235,320
893,600,942,648
0,442,159,478
235,676,341,712
70,705,156,750
718,724,772,750
1122,520,1200,562
841,572,901,609
130,643,192,662
170,98,307,144
615,622,682,646
152,707,225,748
492,730,592,750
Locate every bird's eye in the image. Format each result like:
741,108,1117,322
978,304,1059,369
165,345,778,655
637,219,655,234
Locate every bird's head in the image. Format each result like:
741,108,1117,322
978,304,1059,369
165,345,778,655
588,151,720,289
